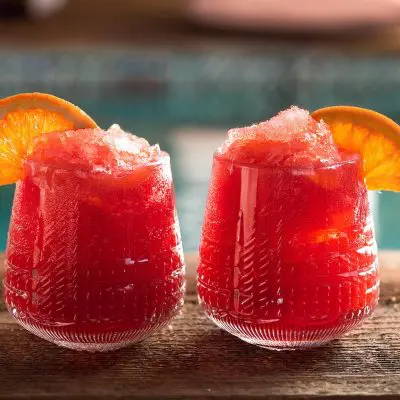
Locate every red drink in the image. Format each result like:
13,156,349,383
198,108,379,349
4,126,185,351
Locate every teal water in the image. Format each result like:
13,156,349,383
0,50,399,251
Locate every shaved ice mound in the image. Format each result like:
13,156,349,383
218,106,341,167
28,124,163,174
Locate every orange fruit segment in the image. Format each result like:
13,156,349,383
312,106,400,192
0,92,97,185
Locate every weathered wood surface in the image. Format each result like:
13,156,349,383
0,251,399,399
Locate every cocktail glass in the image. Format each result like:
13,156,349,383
4,131,185,352
198,152,378,350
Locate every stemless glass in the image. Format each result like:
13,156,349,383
198,153,379,350
4,154,185,351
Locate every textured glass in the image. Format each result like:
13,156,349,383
198,154,379,350
4,157,185,352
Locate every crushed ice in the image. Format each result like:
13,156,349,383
218,106,342,167
29,124,163,173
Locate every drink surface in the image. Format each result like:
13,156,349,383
198,107,379,349
4,126,185,351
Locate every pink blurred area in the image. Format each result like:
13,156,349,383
1,0,400,45
27,0,68,19
188,0,400,32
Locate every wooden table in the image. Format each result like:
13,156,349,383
0,251,399,399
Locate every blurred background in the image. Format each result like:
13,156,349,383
0,0,399,251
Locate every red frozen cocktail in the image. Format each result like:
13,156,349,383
198,107,379,349
4,125,185,351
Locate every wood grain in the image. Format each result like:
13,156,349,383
0,251,399,399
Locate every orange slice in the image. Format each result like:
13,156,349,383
0,92,98,185
312,106,400,192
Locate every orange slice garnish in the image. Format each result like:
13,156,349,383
312,106,400,192
0,92,97,185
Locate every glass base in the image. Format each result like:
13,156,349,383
207,312,367,351
242,338,333,351
52,339,140,352
14,317,168,352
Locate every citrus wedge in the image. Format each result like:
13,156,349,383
312,106,400,192
0,92,98,185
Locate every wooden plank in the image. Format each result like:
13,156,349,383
0,252,399,399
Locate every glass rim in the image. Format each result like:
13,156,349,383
24,151,171,176
213,151,362,171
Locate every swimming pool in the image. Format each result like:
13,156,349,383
0,49,399,251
